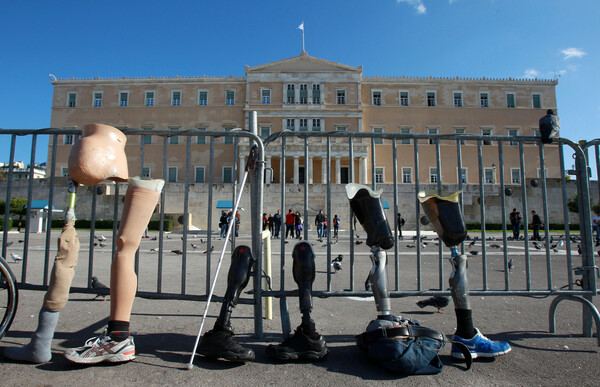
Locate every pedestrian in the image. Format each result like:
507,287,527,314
315,209,326,239
273,210,282,238
592,210,600,246
219,211,228,238
530,210,543,241
262,213,268,231
509,208,522,240
333,214,340,238
268,213,275,236
295,211,303,239
235,211,240,237
397,213,405,239
285,209,295,239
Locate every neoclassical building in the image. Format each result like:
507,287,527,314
48,51,560,187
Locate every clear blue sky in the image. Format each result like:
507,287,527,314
1,0,598,174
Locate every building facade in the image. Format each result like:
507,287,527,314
48,51,560,187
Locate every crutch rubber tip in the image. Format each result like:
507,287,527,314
186,363,194,370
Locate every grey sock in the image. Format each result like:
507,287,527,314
3,308,59,363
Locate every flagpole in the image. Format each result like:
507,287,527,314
302,27,305,52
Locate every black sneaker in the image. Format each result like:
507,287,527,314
266,325,328,361
197,329,255,362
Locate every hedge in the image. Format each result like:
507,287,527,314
0,217,13,231
50,218,173,231
465,222,580,231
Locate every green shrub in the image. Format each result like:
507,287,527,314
149,219,173,231
0,217,13,231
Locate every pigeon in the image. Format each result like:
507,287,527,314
577,244,582,255
533,241,542,250
489,244,502,250
416,295,450,313
191,243,200,250
355,240,363,245
91,276,109,301
98,242,106,248
5,241,13,247
551,240,564,249
331,258,342,273
468,240,476,248
166,234,171,239
508,259,514,272
406,244,416,249
150,247,159,252
95,235,107,241
150,236,158,241
203,246,215,254
597,250,600,257
469,251,479,256
200,238,206,244
171,249,184,255
18,240,24,243
10,253,23,262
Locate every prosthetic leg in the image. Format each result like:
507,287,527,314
197,245,256,362
266,241,327,361
418,191,511,359
3,179,79,363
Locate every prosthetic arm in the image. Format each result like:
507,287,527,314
346,183,394,318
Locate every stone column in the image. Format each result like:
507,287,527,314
239,155,246,181
360,157,368,184
293,156,299,184
321,156,327,183
335,157,341,184
308,156,313,184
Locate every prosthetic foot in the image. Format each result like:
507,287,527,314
418,190,511,359
266,242,327,361
197,245,256,362
3,308,59,363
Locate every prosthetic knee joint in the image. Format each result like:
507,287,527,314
418,191,470,309
346,184,394,318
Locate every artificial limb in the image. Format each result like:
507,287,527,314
3,179,80,363
197,245,256,362
266,241,328,361
418,190,511,359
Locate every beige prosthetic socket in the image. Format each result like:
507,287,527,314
110,177,164,322
43,220,80,311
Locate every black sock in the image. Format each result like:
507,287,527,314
454,309,476,339
107,320,130,341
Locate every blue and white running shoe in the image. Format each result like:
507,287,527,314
451,328,511,359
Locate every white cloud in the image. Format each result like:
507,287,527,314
397,0,427,14
523,69,540,79
561,47,586,60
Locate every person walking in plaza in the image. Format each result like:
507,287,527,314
509,208,522,240
397,213,405,239
268,213,275,236
273,210,282,238
592,210,600,246
333,214,340,238
530,210,543,241
285,209,296,239
315,209,326,240
295,211,303,239
219,211,228,238
262,213,269,231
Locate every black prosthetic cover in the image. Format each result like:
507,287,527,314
449,253,471,310
292,242,316,326
369,246,391,317
346,184,394,250
214,245,256,332
418,191,467,248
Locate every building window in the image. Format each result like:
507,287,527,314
402,167,412,183
260,126,270,138
169,127,179,144
480,92,489,107
511,168,521,184
427,91,436,107
375,167,384,183
428,128,438,144
506,92,516,108
67,93,77,107
167,167,178,183
455,128,466,145
262,89,271,104
508,129,518,145
93,92,103,107
223,166,233,183
226,91,235,105
429,167,439,184
532,93,541,109
299,84,308,104
458,168,467,184
299,118,308,132
312,84,321,104
536,168,548,178
194,167,205,183
119,92,129,107
336,126,347,131
373,127,383,144
399,91,409,106
482,129,493,145
286,119,295,130
143,135,152,145
372,91,381,106
312,119,321,132
400,128,411,145
196,128,206,144
198,91,208,106
337,90,346,105
145,91,155,106
223,127,234,144
64,135,74,145
61,167,69,177
172,91,181,106
453,92,463,107
287,84,295,104
141,167,151,178
484,168,494,184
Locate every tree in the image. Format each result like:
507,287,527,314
0,197,28,231
567,193,600,214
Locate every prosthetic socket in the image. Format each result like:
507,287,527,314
214,245,256,332
346,184,394,317
292,242,316,326
418,191,470,310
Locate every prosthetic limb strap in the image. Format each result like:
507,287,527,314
214,245,256,331
369,246,391,317
292,242,316,324
356,325,445,348
449,251,471,310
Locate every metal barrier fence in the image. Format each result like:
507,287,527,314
0,123,598,341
